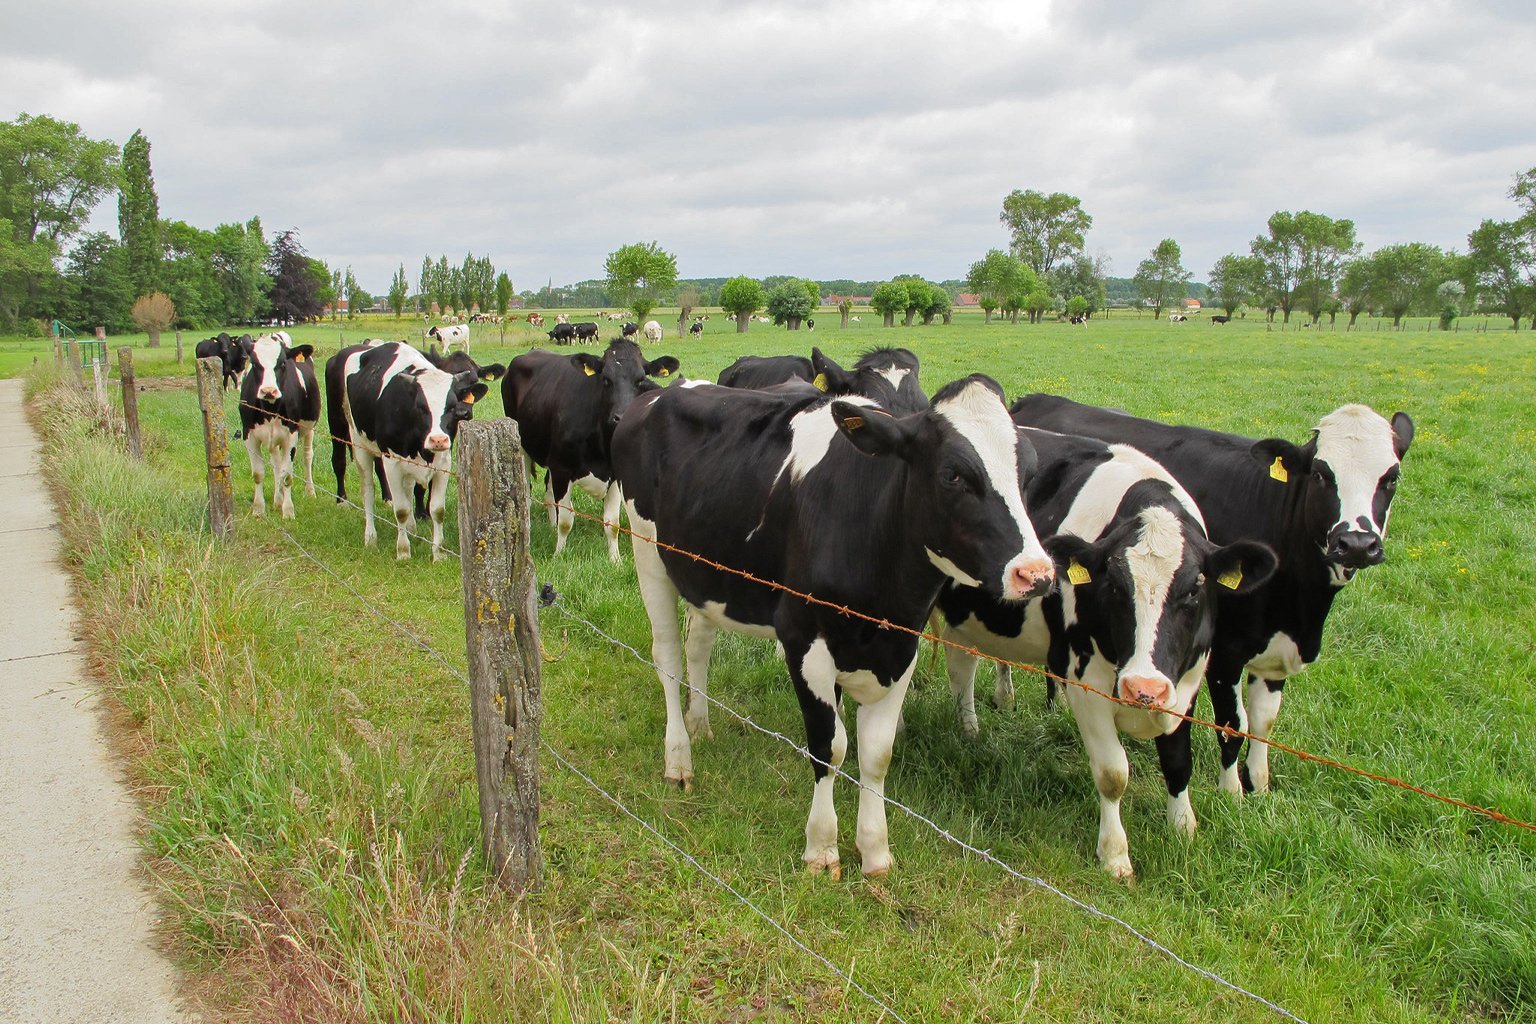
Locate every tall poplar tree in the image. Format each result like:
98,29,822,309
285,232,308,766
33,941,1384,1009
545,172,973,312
117,129,162,298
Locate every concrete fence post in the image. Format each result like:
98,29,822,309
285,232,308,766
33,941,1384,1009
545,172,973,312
455,418,543,893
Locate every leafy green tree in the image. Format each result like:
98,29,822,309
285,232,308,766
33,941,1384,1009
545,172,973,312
433,255,451,313
802,278,821,314
871,280,909,327
1066,295,1090,320
1048,254,1106,318
1207,254,1262,317
1251,210,1358,323
1361,243,1447,326
0,113,120,327
209,217,270,324
1437,280,1465,330
388,264,410,317
605,240,679,321
265,230,326,322
1467,218,1534,329
160,219,222,330
999,189,1092,276
675,285,701,336
117,130,161,298
1023,282,1053,323
719,275,764,332
495,271,512,318
766,278,815,330
924,285,952,325
63,232,133,332
1337,259,1372,327
418,256,432,314
1133,238,1189,319
967,249,1024,322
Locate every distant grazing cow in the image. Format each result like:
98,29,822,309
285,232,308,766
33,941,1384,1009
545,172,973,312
428,323,471,354
621,321,639,338
1010,394,1412,796
849,315,861,322
717,354,815,390
940,428,1277,877
194,332,250,390
688,321,703,337
548,323,577,345
238,333,320,518
572,322,600,344
607,312,624,321
502,338,680,562
1211,315,1231,324
612,375,1054,877
527,313,546,327
326,341,488,560
756,315,772,324
806,318,815,332
643,320,663,342
555,314,570,325
1168,313,1186,323
1070,315,1087,325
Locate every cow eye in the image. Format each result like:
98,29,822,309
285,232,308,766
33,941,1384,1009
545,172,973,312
1384,475,1397,491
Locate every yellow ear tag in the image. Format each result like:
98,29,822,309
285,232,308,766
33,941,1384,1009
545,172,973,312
1067,560,1092,585
659,368,670,377
463,392,477,405
1269,456,1288,483
843,415,864,431
583,364,596,376
813,373,828,392
1218,566,1243,590
294,353,306,363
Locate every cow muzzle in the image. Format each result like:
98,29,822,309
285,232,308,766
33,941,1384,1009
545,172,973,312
425,432,452,452
1327,528,1384,569
1005,558,1056,601
1119,674,1172,708
257,385,281,401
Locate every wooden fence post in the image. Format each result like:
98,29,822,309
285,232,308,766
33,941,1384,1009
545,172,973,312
175,330,183,364
196,356,235,540
119,348,142,460
64,337,83,388
455,418,542,893
91,352,108,412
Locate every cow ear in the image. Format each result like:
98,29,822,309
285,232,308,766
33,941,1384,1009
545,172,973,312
290,344,314,364
1391,412,1414,457
646,356,680,379
572,353,603,377
240,335,256,356
1043,534,1100,586
811,347,850,394
832,401,909,457
1250,438,1308,483
1205,540,1278,595
458,382,490,407
477,362,505,382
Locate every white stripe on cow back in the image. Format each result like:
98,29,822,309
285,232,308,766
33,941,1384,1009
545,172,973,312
933,383,1042,564
781,395,879,484
1314,404,1398,534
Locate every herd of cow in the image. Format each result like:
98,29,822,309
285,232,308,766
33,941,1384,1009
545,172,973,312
201,327,1412,881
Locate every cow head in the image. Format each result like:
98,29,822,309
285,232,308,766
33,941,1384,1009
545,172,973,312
573,339,681,435
411,368,489,454
1251,405,1412,585
1047,500,1278,717
426,345,505,383
812,346,928,414
831,374,1054,602
244,335,312,402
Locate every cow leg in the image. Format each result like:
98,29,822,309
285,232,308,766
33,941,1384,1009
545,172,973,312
331,433,349,504
1243,675,1286,793
375,460,391,506
683,606,716,741
601,480,624,565
790,642,847,878
993,661,1016,712
1206,660,1249,798
540,467,558,530
627,503,691,787
299,424,316,497
428,470,449,562
550,471,576,556
943,636,982,738
1064,666,1134,879
1154,717,1198,839
382,460,413,559
355,448,378,547
274,429,297,519
413,483,428,522
852,654,915,877
244,432,267,517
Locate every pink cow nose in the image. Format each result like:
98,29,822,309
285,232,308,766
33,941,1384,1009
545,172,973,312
426,432,451,452
258,385,280,400
1008,559,1055,599
1120,675,1172,707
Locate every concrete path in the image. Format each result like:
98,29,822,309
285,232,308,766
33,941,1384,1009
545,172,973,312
0,379,191,1022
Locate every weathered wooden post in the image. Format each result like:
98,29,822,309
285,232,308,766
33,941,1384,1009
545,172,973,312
455,418,542,892
64,337,83,388
175,330,183,364
119,348,142,460
91,351,108,411
196,356,235,540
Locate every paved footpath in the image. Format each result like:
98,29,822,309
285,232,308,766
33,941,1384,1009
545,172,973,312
0,379,190,1023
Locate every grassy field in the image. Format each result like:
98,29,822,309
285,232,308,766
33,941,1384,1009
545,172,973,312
19,308,1536,1022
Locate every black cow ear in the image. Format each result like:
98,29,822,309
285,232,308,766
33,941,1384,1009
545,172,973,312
832,401,908,457
572,353,603,377
1043,533,1099,585
811,347,850,394
1250,438,1308,484
1205,540,1278,595
646,355,680,379
289,344,314,364
1391,412,1414,457
458,381,490,407
477,362,505,382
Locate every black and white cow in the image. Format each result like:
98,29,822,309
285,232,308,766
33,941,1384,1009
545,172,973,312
572,322,600,344
621,321,639,338
194,332,250,390
327,341,487,559
428,323,471,354
810,346,928,414
1211,315,1231,325
613,376,1055,878
1011,394,1413,795
501,338,679,562
547,323,577,345
717,354,815,390
689,320,703,337
238,333,320,518
939,428,1276,877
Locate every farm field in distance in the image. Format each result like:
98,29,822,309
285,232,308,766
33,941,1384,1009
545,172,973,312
14,309,1536,1022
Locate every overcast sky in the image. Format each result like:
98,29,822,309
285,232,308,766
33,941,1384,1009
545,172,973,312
6,0,1535,293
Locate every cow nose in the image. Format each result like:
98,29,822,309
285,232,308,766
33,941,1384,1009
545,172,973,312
258,385,279,400
1007,559,1056,600
426,432,451,452
1120,674,1172,707
1331,530,1384,568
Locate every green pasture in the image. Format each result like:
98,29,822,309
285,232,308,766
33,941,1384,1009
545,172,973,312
25,310,1536,1022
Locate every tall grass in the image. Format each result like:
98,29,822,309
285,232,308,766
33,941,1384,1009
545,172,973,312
32,313,1536,1022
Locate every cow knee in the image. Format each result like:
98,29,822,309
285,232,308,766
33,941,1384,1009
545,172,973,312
1095,764,1128,801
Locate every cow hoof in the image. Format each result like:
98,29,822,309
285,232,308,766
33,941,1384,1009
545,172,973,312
860,853,894,878
958,715,979,740
1106,859,1135,882
395,550,411,561
992,692,1015,713
805,855,842,881
251,507,264,518
305,486,316,498
684,714,714,741
1217,768,1244,799
281,506,295,520
663,767,693,792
